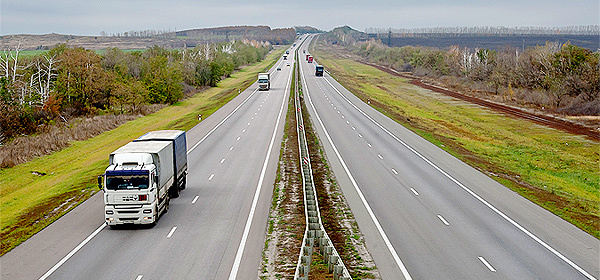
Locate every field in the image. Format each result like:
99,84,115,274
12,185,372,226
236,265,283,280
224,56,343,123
372,34,600,51
0,48,283,255
311,41,600,238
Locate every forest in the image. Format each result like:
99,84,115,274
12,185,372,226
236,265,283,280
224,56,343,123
321,27,599,116
0,40,272,145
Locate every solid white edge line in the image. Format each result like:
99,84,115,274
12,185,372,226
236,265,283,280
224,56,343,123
303,63,413,280
167,227,177,238
208,174,214,181
35,60,272,280
38,223,107,280
322,74,597,280
188,87,259,154
228,59,292,280
478,256,497,272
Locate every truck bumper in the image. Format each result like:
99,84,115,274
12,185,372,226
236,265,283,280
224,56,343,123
105,203,155,225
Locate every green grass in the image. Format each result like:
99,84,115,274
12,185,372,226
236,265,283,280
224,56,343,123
312,43,600,238
0,48,285,255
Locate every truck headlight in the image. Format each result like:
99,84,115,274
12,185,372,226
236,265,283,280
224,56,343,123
143,209,152,214
106,210,114,215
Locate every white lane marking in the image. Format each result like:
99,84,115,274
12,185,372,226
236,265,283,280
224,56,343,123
220,158,225,164
302,66,413,280
192,196,199,204
321,76,597,280
378,154,383,159
478,256,497,272
352,126,356,130
346,121,350,124
136,275,143,280
247,122,251,126
410,188,420,196
39,223,107,280
39,86,268,277
228,56,292,280
167,227,177,238
437,215,450,226
188,88,258,154
208,174,214,181
358,133,363,138
237,136,241,141
367,143,372,148
230,146,234,151
391,168,398,175
341,115,345,118
243,129,246,133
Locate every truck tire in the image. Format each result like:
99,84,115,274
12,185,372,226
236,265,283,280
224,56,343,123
180,177,186,190
170,185,180,198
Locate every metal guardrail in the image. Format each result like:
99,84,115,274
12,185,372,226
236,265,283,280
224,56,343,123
292,45,352,280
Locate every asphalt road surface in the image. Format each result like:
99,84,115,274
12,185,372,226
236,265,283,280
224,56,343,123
299,35,599,280
1,40,299,280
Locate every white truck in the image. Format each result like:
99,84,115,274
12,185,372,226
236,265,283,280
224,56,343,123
258,72,270,90
98,130,187,226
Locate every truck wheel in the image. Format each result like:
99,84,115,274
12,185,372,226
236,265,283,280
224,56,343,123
181,177,186,190
164,196,170,214
170,186,180,198
151,206,158,226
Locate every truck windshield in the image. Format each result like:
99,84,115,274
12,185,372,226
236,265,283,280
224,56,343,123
258,79,268,83
107,176,149,190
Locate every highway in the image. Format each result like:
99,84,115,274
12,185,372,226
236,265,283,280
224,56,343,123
0,41,299,279
298,35,599,279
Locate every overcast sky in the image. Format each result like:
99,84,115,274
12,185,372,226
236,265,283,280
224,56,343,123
2,0,598,35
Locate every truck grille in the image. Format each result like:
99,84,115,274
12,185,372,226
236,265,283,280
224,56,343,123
118,210,140,214
119,217,139,221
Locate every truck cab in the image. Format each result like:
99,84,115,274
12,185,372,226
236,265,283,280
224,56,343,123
100,141,173,226
258,72,270,90
315,65,324,76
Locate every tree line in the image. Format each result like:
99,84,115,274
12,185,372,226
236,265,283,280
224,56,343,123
353,39,599,115
0,40,272,141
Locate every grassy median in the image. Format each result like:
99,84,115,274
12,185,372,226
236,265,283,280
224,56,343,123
311,42,599,238
0,48,284,255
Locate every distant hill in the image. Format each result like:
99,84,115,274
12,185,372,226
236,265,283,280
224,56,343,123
319,26,369,45
294,26,323,34
0,25,297,50
176,25,296,45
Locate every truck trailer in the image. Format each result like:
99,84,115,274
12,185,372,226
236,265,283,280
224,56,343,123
135,130,187,197
98,130,187,226
258,72,270,90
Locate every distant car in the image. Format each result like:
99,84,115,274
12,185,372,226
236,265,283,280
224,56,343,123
286,63,290,67
277,67,281,71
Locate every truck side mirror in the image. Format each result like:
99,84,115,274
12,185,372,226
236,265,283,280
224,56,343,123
154,175,159,185
97,175,103,190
